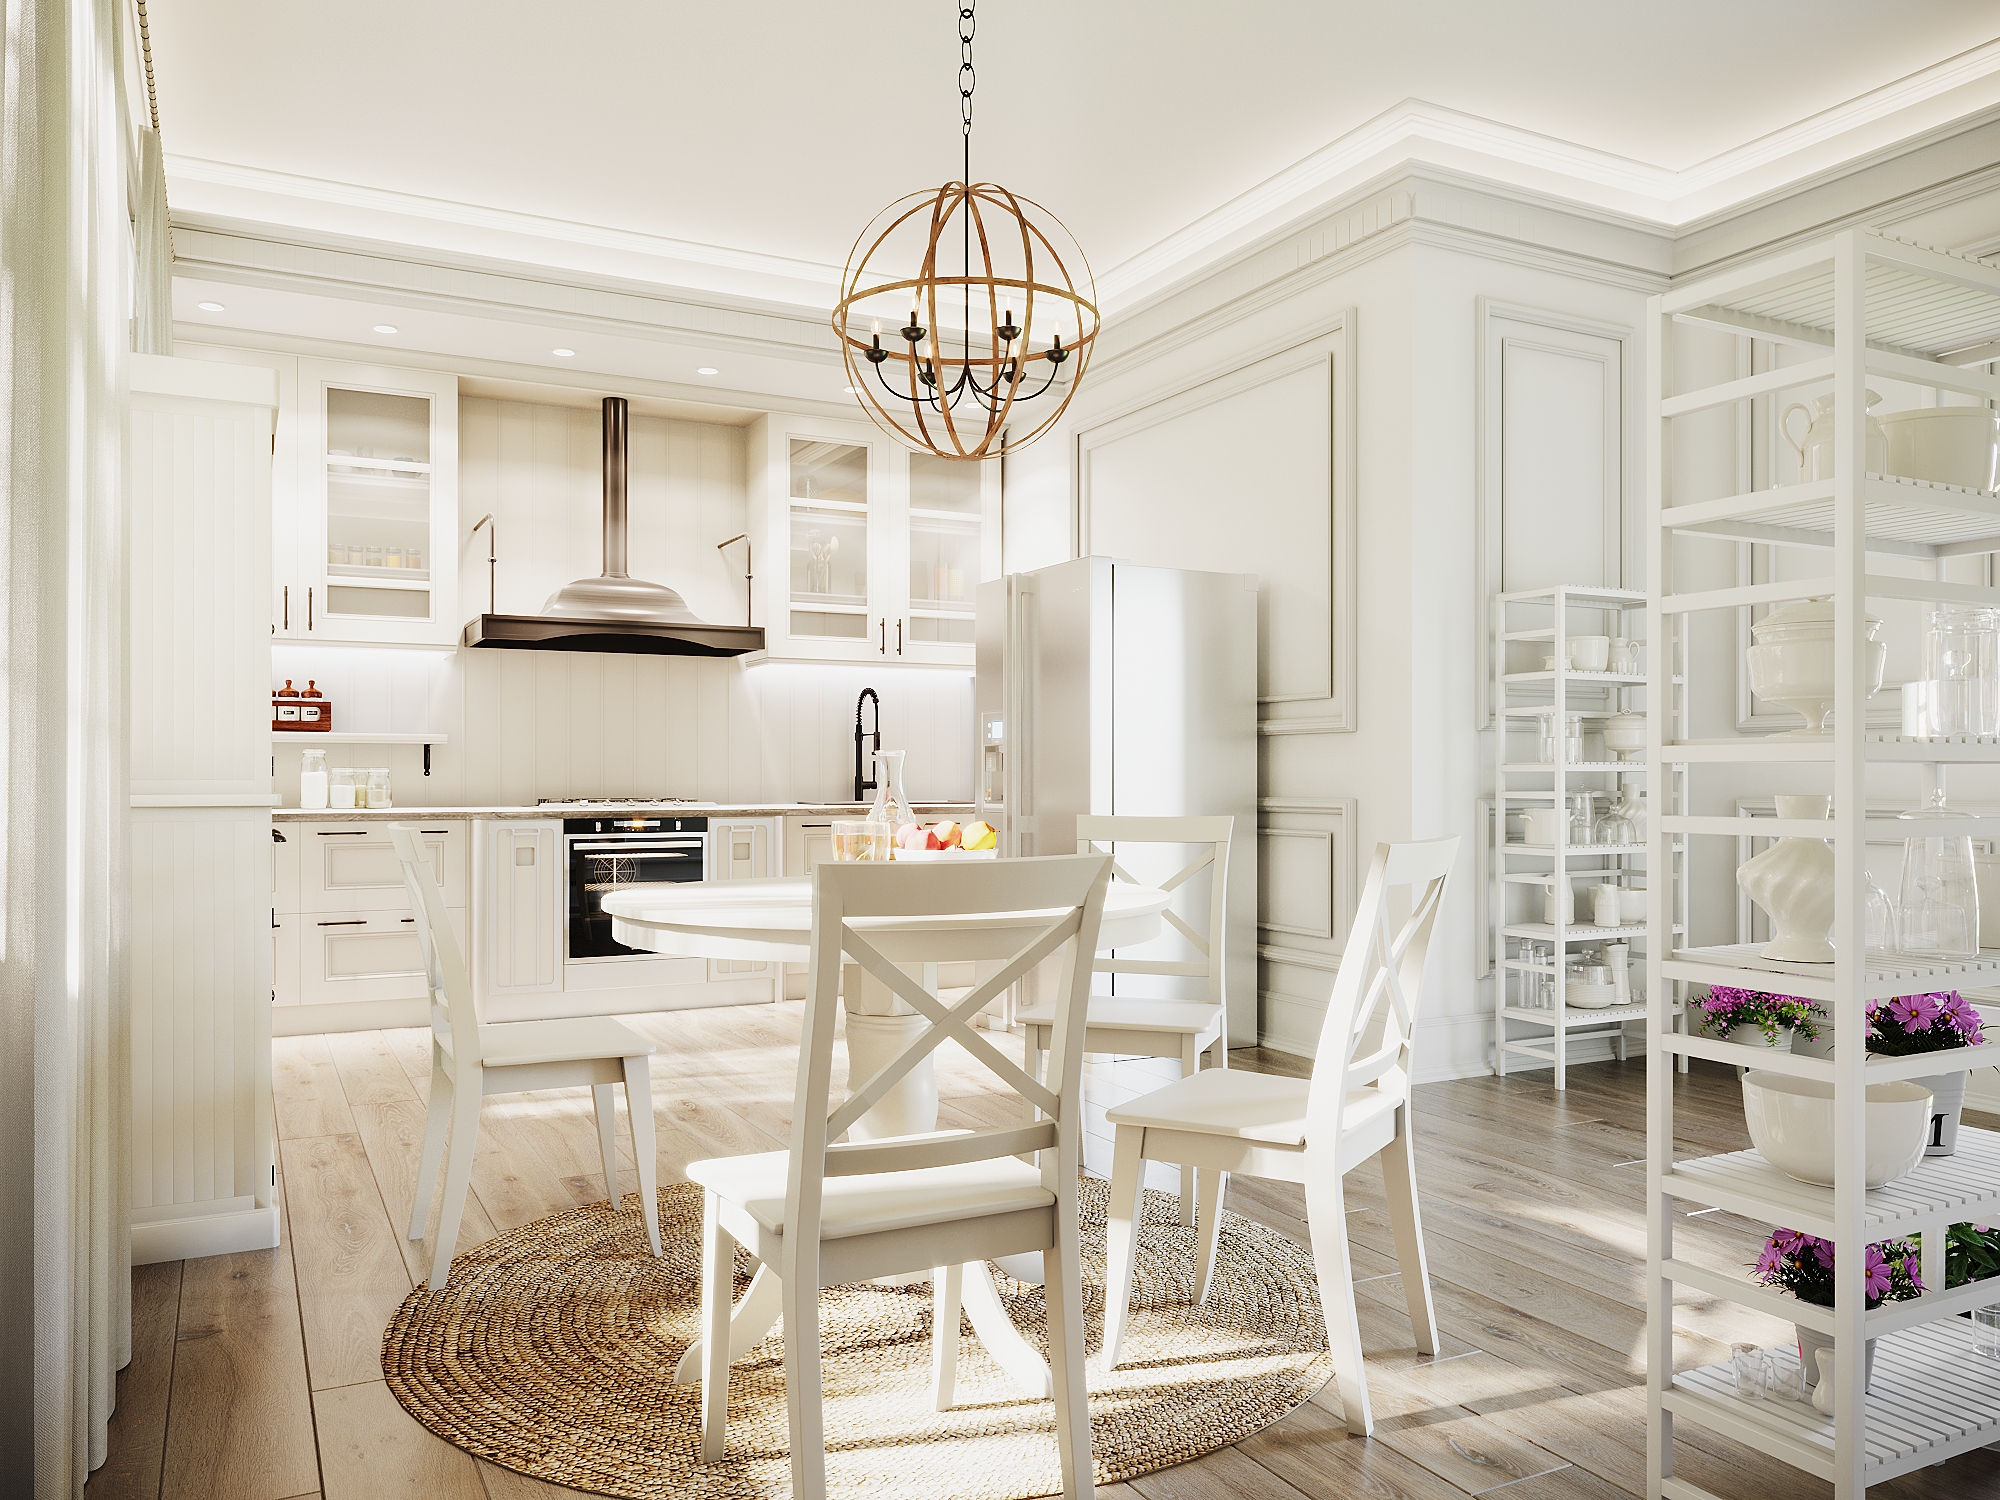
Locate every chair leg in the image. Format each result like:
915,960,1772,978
1303,1168,1373,1437
930,1263,963,1411
781,1259,827,1500
1099,1124,1147,1370
1378,1119,1438,1355
1193,1167,1227,1307
623,1056,663,1256
591,1083,621,1212
1177,1035,1198,1228
1044,1175,1095,1499
700,1192,735,1464
408,1064,452,1241
426,1081,483,1291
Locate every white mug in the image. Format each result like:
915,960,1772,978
1593,884,1624,928
1567,636,1612,673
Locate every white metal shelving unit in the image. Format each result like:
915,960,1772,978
1646,229,2000,1499
1492,585,1679,1088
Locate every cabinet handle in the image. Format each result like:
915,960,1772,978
271,829,287,843
308,586,314,631
897,618,903,655
879,617,886,654
282,585,289,630
400,917,415,924
315,919,367,927
316,830,368,837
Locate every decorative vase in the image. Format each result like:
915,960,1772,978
1738,795,1836,962
1797,1323,1875,1394
866,749,917,852
1912,1071,1969,1157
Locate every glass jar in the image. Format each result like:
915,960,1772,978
365,767,393,810
327,543,344,567
1899,825,1979,958
365,545,385,568
1919,606,2000,736
329,767,359,810
1569,791,1597,847
346,542,367,566
299,749,328,810
866,749,915,854
385,546,405,570
1562,712,1585,765
406,547,422,573
1535,708,1558,764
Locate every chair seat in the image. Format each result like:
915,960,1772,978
686,1143,1052,1241
476,1016,657,1068
1102,1067,1399,1147
1017,997,1222,1037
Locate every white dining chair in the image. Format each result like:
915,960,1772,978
1099,836,1459,1437
389,824,663,1291
1017,814,1233,1226
687,853,1112,1500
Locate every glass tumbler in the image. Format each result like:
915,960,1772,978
1975,1305,2000,1359
1535,709,1558,764
1562,713,1585,765
832,819,892,862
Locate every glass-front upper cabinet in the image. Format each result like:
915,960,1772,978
749,413,997,665
283,360,458,645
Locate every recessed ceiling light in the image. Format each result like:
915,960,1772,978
552,348,576,358
373,324,399,334
696,366,720,376
196,300,226,312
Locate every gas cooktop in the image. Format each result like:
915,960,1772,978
536,797,717,808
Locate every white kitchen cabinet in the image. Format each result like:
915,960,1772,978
298,820,466,912
301,906,468,1007
747,413,997,666
277,359,459,645
784,813,838,879
474,819,562,997
706,817,781,987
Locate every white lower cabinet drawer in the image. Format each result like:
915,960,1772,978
301,906,467,1005
300,821,466,913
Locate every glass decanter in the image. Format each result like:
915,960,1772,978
867,748,918,852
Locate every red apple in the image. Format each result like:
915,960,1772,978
932,820,962,849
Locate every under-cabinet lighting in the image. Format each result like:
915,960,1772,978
552,348,576,357
196,300,225,312
373,324,399,334
696,366,720,376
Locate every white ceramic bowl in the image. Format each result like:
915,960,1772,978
1741,1071,1932,1188
1618,889,1648,924
1880,407,2000,493
1563,981,1620,1009
1522,808,1566,846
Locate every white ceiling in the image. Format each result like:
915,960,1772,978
153,1,2000,313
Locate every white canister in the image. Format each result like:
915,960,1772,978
1604,942,1630,1003
1543,878,1573,926
1618,888,1648,925
299,749,328,810
1592,883,1624,928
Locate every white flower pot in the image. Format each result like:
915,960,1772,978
1913,1071,1969,1157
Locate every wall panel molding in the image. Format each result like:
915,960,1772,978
1077,316,1358,731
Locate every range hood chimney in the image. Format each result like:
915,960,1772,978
462,396,765,656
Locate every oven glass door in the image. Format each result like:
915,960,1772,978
567,836,705,959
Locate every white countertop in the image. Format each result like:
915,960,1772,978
269,801,975,823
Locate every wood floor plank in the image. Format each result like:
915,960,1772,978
85,1259,183,1500
273,1035,356,1140
312,1380,485,1500
1235,1397,1476,1500
1127,1442,1318,1499
281,1132,414,1390
159,1188,319,1500
477,1458,622,1498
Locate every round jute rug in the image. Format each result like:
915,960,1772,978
382,1177,1332,1500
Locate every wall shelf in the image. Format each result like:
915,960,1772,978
270,729,447,775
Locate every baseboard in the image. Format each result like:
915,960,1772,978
132,1205,280,1265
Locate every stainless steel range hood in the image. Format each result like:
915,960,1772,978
461,395,765,656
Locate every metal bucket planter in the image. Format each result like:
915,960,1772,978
1797,1323,1876,1393
1912,1071,1968,1157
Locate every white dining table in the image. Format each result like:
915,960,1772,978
599,869,1170,1395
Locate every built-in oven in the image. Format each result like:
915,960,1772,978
563,815,709,960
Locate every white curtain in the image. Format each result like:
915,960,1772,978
0,0,134,1494
132,127,172,356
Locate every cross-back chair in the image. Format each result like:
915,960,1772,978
687,853,1112,1500
1018,814,1233,1225
389,824,663,1291
1099,836,1459,1437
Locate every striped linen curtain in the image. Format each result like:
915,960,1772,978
0,0,135,1494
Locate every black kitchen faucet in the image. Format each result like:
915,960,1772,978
854,688,881,803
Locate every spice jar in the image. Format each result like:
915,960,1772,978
272,679,302,729
297,680,331,732
365,768,392,809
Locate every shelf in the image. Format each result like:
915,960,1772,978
1496,585,1646,606
1663,1125,2000,1242
326,566,431,585
270,731,447,745
1662,734,2000,765
1503,842,1649,856
1662,474,2000,560
1665,941,2000,1002
1666,1321,2000,1484
1502,670,1652,684
1501,762,1645,773
1501,1003,1647,1026
1505,922,1675,942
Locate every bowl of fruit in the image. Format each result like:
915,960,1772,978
888,818,998,860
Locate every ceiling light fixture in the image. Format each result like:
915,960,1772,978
196,300,225,312
834,0,1096,462
552,348,576,357
696,367,719,376
373,324,399,334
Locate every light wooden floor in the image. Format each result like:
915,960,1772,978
87,1005,2000,1500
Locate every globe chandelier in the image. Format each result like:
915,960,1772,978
833,1,1098,461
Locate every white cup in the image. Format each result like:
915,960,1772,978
1618,888,1648,925
1523,808,1567,846
1567,636,1612,673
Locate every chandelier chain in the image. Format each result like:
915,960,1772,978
959,4,976,140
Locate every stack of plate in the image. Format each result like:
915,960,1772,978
1564,982,1621,1009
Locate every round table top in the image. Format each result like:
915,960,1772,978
601,873,1169,964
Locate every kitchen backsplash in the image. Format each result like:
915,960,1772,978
269,645,973,809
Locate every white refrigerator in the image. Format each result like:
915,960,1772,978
975,556,1258,1046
